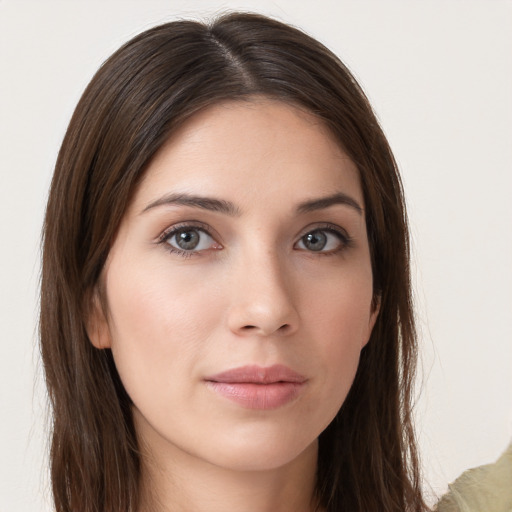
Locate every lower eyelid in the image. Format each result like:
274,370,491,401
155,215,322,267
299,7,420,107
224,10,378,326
295,227,354,252
157,221,213,242
166,229,212,248
157,223,353,256
157,223,225,258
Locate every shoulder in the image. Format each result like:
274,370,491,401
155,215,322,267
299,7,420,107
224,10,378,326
434,442,512,512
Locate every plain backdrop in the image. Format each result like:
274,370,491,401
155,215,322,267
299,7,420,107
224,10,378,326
1,1,511,510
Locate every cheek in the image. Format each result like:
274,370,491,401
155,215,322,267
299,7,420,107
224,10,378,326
298,267,373,412
301,261,375,348
105,259,224,398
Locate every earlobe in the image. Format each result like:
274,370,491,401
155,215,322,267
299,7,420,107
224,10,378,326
85,289,112,349
363,295,381,348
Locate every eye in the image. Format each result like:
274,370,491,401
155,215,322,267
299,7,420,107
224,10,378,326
160,224,220,255
295,227,350,253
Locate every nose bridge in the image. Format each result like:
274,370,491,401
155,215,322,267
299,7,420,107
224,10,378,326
228,244,298,337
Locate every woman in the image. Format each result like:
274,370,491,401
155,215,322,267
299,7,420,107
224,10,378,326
40,12,427,512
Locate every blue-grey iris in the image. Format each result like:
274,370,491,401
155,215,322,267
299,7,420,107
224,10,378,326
303,231,327,251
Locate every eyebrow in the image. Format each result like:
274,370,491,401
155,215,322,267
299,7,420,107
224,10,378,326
141,193,242,216
296,192,363,215
141,191,362,216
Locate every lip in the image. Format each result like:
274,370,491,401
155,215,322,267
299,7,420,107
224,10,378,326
204,364,307,410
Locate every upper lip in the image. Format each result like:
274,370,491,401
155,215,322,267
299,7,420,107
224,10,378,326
205,364,306,384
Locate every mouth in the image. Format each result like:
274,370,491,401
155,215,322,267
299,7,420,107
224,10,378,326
204,364,307,410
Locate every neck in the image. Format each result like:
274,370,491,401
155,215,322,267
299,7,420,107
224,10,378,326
137,424,319,512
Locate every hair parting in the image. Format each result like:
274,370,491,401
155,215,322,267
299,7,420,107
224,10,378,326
41,12,427,512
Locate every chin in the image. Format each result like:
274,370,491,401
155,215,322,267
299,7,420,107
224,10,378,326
196,426,319,473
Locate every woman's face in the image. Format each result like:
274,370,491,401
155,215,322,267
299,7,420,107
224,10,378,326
90,99,378,472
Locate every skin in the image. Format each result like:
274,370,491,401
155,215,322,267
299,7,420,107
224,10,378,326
88,99,379,512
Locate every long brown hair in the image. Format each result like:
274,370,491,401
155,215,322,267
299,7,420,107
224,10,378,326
41,12,427,512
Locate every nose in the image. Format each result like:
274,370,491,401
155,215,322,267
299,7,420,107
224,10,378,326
227,251,299,337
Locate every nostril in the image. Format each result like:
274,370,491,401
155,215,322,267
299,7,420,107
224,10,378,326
240,323,289,333
235,321,295,336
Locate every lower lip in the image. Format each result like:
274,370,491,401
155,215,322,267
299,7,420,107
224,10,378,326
205,381,304,410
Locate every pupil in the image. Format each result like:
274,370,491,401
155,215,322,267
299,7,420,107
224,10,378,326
177,230,199,250
305,231,327,251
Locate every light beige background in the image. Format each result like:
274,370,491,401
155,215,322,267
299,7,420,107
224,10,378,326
1,1,511,510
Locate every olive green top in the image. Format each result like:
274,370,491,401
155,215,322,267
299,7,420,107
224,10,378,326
435,442,512,512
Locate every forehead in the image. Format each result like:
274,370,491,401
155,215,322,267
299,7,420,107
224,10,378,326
132,99,362,213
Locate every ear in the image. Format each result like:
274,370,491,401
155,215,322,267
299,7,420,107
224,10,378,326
362,294,381,348
84,288,112,349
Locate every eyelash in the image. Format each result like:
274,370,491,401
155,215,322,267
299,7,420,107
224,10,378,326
157,221,216,259
157,222,353,258
300,223,354,256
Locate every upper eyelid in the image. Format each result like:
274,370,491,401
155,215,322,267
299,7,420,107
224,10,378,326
156,220,350,246
157,221,217,243
295,222,349,240
294,224,354,253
